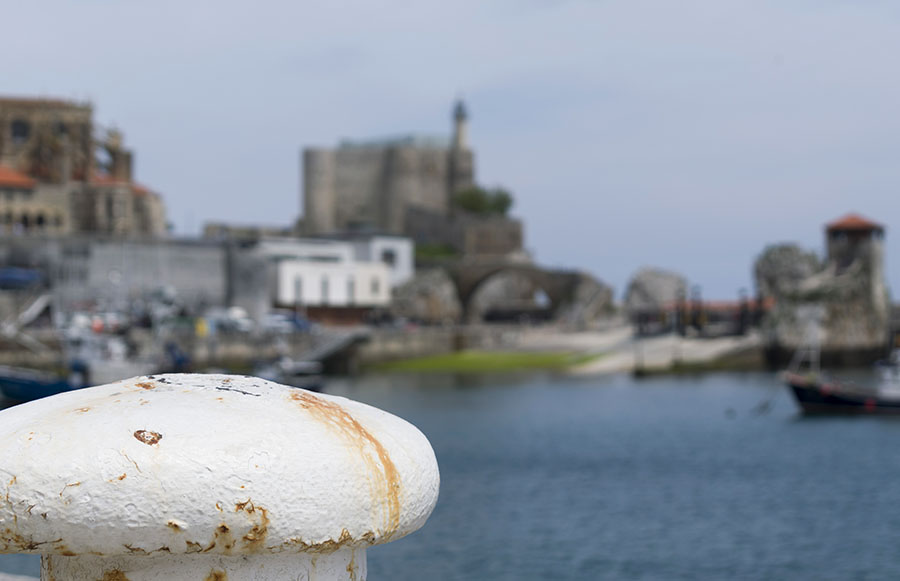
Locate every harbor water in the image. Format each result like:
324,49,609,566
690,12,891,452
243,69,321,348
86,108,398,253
3,370,900,579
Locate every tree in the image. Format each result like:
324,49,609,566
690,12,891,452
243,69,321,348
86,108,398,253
454,187,491,214
453,186,514,216
488,188,512,215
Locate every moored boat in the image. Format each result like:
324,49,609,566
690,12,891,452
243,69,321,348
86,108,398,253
254,357,323,392
784,371,900,415
0,333,174,404
0,363,87,402
780,317,900,415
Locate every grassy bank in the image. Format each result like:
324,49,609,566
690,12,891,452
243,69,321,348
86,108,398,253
370,350,601,373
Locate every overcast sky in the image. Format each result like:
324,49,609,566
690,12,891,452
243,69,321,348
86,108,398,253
5,0,900,298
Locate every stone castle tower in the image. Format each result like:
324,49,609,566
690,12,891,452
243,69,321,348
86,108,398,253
302,100,475,236
760,213,891,365
821,214,890,355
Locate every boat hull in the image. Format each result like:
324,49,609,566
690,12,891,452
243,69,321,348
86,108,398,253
0,367,75,403
786,373,900,415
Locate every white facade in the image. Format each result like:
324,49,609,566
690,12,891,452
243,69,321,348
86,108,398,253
351,235,414,287
256,236,412,310
275,260,390,307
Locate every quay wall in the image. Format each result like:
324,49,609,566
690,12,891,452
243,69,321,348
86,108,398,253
355,325,523,367
0,324,529,377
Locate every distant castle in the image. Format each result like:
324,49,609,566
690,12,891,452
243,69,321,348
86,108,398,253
759,213,891,365
0,97,166,237
301,101,523,257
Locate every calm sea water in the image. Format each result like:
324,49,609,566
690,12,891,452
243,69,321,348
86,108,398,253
3,370,900,579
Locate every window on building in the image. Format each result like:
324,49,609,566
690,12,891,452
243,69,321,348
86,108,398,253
381,249,396,267
371,277,380,297
294,277,303,305
347,278,355,305
11,120,30,144
36,214,45,230
321,276,329,305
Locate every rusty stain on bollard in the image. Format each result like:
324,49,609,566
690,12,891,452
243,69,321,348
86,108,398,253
289,391,402,537
0,374,440,580
132,430,162,446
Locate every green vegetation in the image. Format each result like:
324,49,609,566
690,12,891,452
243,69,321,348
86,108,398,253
453,186,513,216
415,243,460,261
370,350,602,373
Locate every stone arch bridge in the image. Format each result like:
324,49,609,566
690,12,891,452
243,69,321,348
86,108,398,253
444,260,611,323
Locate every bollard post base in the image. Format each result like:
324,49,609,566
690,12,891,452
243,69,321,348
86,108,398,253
41,548,366,580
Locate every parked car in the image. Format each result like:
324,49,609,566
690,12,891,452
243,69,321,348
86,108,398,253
204,306,255,334
262,310,315,334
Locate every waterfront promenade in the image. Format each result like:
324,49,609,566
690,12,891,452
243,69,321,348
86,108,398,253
516,323,763,375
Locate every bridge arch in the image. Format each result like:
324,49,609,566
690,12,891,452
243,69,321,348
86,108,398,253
447,262,584,323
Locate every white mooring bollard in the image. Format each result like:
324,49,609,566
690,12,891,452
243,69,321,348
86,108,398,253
0,374,439,580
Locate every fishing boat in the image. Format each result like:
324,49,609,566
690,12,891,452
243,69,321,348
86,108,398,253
783,318,900,414
254,357,323,392
784,370,900,415
0,333,170,404
779,311,900,414
0,362,89,402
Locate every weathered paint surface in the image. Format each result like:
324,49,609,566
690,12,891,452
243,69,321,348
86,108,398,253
41,549,365,580
0,374,438,580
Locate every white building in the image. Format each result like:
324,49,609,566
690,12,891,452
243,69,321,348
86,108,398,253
346,235,414,287
275,261,389,308
255,236,412,311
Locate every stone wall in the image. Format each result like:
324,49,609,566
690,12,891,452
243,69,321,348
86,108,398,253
756,238,890,365
404,206,523,256
303,142,470,236
0,98,93,181
0,237,228,314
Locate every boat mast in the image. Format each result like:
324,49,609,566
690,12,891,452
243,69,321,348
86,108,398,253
789,309,823,375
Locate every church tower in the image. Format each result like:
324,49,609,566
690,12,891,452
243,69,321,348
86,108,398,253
452,99,468,151
447,99,474,212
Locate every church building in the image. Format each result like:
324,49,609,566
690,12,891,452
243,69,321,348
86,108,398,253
0,96,167,237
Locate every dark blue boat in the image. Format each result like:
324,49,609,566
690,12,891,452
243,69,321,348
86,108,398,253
785,371,900,415
0,361,89,403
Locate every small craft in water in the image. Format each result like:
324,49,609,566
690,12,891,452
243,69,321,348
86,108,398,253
0,362,89,402
254,357,323,392
784,370,900,415
0,334,184,404
783,317,900,415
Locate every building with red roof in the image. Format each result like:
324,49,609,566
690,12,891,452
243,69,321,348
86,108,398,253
825,212,885,272
0,166,35,190
0,96,166,237
826,212,884,233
